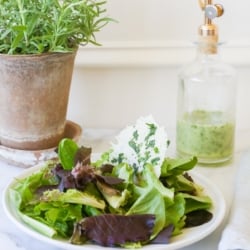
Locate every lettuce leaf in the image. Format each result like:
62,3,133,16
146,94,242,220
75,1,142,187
9,134,213,248
12,161,58,209
70,214,155,247
29,201,82,237
161,156,197,177
181,193,212,214
164,193,186,235
126,165,175,238
9,189,57,238
58,138,79,170
96,181,131,209
40,189,105,210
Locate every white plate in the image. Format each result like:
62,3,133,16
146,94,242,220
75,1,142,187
2,165,226,250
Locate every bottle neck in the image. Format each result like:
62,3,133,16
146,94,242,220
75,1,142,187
197,41,218,54
196,37,220,61
198,34,218,50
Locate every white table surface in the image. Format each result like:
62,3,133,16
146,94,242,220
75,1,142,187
1,128,250,250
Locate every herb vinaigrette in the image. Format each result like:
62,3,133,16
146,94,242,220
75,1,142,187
176,110,235,164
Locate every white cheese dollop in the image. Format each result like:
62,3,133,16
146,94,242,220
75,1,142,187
109,115,169,177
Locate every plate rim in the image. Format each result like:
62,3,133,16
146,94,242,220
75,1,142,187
2,165,226,250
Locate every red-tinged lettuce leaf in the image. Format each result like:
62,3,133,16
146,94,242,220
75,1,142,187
52,160,126,202
52,164,76,192
74,146,92,166
70,214,155,247
95,174,124,185
58,140,91,171
151,224,174,244
71,162,96,189
185,209,213,227
100,163,114,174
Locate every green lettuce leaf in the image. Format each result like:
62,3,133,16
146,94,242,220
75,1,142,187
164,193,186,235
111,163,134,185
163,174,197,194
181,193,212,214
12,161,58,209
96,181,131,209
126,165,175,238
29,201,82,237
58,138,79,170
8,188,57,238
161,157,197,177
40,189,106,210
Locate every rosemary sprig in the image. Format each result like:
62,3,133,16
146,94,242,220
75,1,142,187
0,0,113,54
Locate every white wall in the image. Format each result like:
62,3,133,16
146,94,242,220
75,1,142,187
67,0,250,131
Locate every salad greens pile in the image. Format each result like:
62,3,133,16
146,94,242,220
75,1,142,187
9,116,213,248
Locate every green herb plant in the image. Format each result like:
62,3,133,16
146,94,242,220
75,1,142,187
0,0,113,54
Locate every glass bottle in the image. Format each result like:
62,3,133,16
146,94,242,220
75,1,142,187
176,19,237,164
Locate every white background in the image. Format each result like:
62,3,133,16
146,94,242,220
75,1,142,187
67,0,250,132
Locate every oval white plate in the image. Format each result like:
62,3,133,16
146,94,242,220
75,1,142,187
2,165,226,250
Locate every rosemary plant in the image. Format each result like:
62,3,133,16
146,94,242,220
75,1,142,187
0,0,113,54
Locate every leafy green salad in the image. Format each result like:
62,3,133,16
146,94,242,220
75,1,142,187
9,116,213,248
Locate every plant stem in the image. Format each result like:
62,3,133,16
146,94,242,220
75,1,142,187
16,0,28,46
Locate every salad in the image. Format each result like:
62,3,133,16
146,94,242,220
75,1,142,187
9,116,213,248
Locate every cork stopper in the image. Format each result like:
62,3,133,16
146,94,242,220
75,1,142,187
198,35,218,54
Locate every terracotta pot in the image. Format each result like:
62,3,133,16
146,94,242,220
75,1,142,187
0,52,76,150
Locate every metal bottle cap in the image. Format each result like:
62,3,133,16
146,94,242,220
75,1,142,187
198,1,223,39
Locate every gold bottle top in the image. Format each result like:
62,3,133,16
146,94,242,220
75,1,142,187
198,0,224,54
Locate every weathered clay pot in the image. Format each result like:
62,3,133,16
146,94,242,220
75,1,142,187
0,52,76,150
